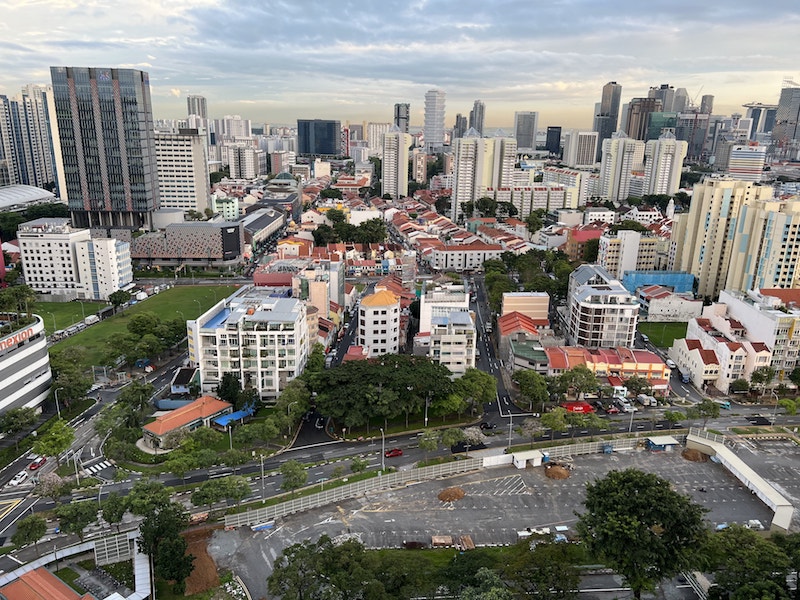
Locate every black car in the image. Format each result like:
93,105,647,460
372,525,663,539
479,422,497,430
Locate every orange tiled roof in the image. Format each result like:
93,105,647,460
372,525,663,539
144,396,231,436
497,312,540,337
0,568,91,600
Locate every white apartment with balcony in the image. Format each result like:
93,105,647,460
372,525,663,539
188,285,309,400
357,290,400,357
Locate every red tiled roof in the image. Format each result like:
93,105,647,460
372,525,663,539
684,339,703,351
760,288,800,306
143,396,231,436
0,569,90,600
749,342,770,353
497,311,540,337
699,349,719,365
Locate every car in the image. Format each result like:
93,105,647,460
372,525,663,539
29,456,47,471
665,359,677,369
479,422,497,430
605,405,620,414
9,470,28,486
384,448,403,458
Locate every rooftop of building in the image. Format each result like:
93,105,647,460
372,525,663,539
0,567,91,600
144,395,231,436
0,185,57,211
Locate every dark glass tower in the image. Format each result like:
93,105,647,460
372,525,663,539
593,81,622,160
50,67,159,229
297,119,342,155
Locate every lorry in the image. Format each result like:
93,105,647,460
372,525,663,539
84,315,100,325
679,368,691,384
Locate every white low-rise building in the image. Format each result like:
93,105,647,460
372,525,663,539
188,285,309,401
357,290,401,357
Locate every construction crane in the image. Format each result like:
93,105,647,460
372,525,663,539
689,85,704,109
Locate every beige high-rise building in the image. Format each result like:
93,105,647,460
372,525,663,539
670,177,773,299
381,127,412,199
598,132,644,201
154,129,211,212
597,230,660,279
643,132,687,196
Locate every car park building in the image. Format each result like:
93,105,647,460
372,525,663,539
0,314,52,415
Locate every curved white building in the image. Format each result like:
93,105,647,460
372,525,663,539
0,314,52,414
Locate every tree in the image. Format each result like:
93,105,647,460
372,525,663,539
559,365,598,397
350,456,369,473
138,502,194,594
101,492,127,532
441,427,466,450
540,407,568,440
0,407,38,450
117,380,154,414
459,567,513,600
280,460,307,494
127,480,172,516
751,366,777,396
576,469,707,599
12,514,47,555
689,398,720,429
771,531,800,600
730,378,751,393
418,430,441,461
663,410,685,426
582,237,600,262
34,472,67,504
455,369,496,415
524,209,545,234
109,289,131,311
55,501,99,541
520,418,543,447
33,420,74,466
624,375,652,397
513,370,548,412
216,372,241,405
706,525,790,596
505,539,581,599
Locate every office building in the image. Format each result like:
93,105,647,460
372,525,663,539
49,67,159,229
18,218,90,297
154,129,211,212
186,94,207,119
673,88,689,114
648,84,675,112
394,103,410,133
773,82,800,149
670,177,773,299
642,133,688,196
743,102,778,137
188,285,309,400
593,81,622,161
0,315,51,415
424,89,446,153
469,100,486,136
451,130,516,221
625,97,662,141
297,119,341,155
726,144,767,182
357,290,401,357
598,132,644,201
646,112,678,141
381,127,412,199
545,126,561,155
514,111,538,151
561,130,598,168
212,115,251,138
700,95,715,115
75,237,133,301
675,112,710,159
453,114,468,140
566,264,638,348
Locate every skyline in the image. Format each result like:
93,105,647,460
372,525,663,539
2,1,799,129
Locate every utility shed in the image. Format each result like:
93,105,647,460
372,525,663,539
512,449,544,469
431,536,453,547
646,435,680,452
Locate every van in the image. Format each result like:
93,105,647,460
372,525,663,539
640,334,650,344
713,399,731,410
9,470,28,486
665,359,677,369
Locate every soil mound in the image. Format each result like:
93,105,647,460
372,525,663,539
438,487,466,502
183,527,221,595
682,448,708,462
544,465,571,479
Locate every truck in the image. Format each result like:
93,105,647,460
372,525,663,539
84,315,100,326
679,368,691,384
135,291,148,301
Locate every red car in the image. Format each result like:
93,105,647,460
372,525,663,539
29,456,47,471
605,405,620,414
384,448,403,458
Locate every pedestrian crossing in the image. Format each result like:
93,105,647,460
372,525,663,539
84,460,112,474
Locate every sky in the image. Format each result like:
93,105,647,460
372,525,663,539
2,0,799,130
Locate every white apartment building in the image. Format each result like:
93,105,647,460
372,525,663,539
428,310,476,375
451,132,517,221
508,183,567,218
597,230,659,279
566,264,639,347
562,130,598,169
418,284,470,334
598,132,644,201
642,133,687,196
367,122,391,156
188,286,309,400
542,166,591,207
357,290,400,357
154,129,211,213
230,145,266,179
18,218,89,298
424,89,446,154
583,207,616,225
75,238,133,301
382,128,412,199
0,315,52,414
428,242,503,272
727,144,767,182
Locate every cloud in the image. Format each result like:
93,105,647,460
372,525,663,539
0,0,797,126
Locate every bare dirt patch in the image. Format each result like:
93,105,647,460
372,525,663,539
183,527,221,596
544,465,571,479
438,487,466,502
682,448,708,463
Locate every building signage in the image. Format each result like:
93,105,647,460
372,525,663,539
0,327,35,351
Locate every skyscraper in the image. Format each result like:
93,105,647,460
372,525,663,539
593,81,622,161
561,130,598,169
382,127,413,199
50,67,159,229
424,89,446,153
187,94,207,119
773,82,800,148
625,98,662,141
0,86,56,189
545,126,562,155
154,129,211,212
297,119,341,155
648,84,675,112
700,95,715,115
513,111,538,150
469,100,486,136
453,114,468,140
643,133,688,196
727,144,767,182
598,132,644,201
393,103,410,133
367,122,391,156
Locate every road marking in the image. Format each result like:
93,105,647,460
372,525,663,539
0,499,21,521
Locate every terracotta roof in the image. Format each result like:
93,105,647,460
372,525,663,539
361,290,399,307
699,349,719,365
0,568,91,600
760,288,800,306
497,312,540,337
144,396,231,436
749,342,770,353
684,339,703,351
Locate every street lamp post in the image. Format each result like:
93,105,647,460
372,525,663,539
78,301,85,319
46,312,57,332
424,393,430,428
771,390,780,425
193,299,202,315
507,413,513,450
628,407,635,433
54,387,64,420
380,428,385,472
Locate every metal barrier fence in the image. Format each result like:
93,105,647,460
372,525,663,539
688,427,725,445
94,532,132,566
224,458,482,528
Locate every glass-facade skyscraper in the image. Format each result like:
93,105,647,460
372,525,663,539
297,119,342,155
50,67,159,229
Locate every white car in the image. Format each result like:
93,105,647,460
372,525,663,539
9,470,28,486
666,359,677,369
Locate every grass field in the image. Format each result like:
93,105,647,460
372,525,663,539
638,321,688,348
34,300,107,334
48,285,240,367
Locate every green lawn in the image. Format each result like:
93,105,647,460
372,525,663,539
54,567,83,593
48,285,240,367
34,300,107,334
638,322,688,348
